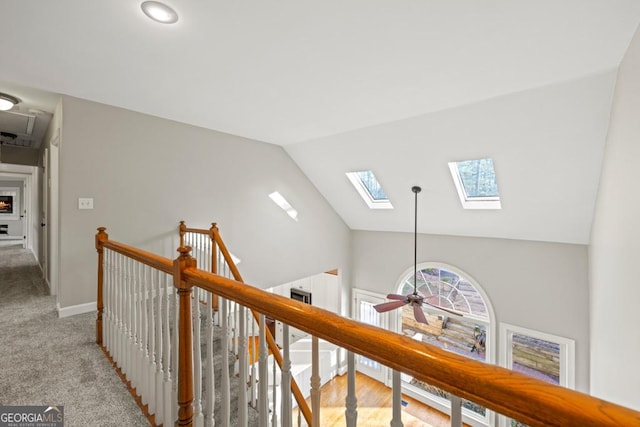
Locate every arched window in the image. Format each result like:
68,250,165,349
396,262,495,426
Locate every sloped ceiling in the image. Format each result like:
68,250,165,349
1,1,640,243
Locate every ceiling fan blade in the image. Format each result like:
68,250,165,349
386,294,407,300
374,300,407,313
424,301,462,316
413,304,428,324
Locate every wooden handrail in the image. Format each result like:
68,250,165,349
183,267,640,427
179,222,313,425
101,239,174,274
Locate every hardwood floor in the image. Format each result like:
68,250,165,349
294,372,467,426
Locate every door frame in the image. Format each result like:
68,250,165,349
352,288,390,385
0,164,37,253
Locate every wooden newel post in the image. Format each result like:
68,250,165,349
209,223,219,311
95,227,108,346
179,220,187,248
174,245,197,427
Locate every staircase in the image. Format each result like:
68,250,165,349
197,311,260,426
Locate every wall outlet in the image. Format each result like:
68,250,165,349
78,198,94,210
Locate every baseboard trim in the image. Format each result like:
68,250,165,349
57,301,96,318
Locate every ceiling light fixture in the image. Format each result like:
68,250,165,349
0,93,20,111
141,1,179,24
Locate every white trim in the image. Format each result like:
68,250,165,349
345,171,393,209
57,301,96,318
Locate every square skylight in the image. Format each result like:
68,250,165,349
448,158,501,210
346,170,393,209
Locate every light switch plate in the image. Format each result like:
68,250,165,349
78,198,94,210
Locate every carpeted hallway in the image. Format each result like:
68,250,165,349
0,245,149,426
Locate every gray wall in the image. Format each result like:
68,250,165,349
589,25,640,410
57,96,351,308
352,230,590,392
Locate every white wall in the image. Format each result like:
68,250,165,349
58,96,350,308
589,25,640,410
351,230,590,392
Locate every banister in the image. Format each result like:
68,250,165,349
183,267,640,427
210,226,244,283
102,239,173,274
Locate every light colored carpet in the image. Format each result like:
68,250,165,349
0,246,149,427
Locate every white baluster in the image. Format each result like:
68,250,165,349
234,302,239,362
281,323,292,427
193,286,204,427
125,257,134,380
221,297,230,426
108,249,114,355
238,304,248,427
311,336,321,427
272,355,278,427
450,395,462,427
144,266,154,414
103,249,110,352
258,314,268,427
204,290,215,427
390,370,403,427
163,273,174,426
250,311,257,408
140,263,149,407
131,261,139,395
115,253,123,370
345,351,357,427
154,269,164,425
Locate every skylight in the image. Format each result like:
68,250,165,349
448,158,501,209
346,170,393,209
268,191,299,221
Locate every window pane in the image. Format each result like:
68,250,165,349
456,158,499,198
355,170,389,201
511,333,560,385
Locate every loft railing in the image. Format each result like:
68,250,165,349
95,225,640,427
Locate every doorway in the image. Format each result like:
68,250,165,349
352,289,389,385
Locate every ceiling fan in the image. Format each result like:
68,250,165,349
374,186,461,324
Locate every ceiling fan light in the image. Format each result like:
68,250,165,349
0,93,20,111
141,1,179,24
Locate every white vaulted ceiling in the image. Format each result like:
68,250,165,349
1,1,640,243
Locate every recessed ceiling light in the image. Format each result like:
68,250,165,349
0,93,20,111
141,1,178,24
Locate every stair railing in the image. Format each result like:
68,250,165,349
179,221,313,425
96,226,640,427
